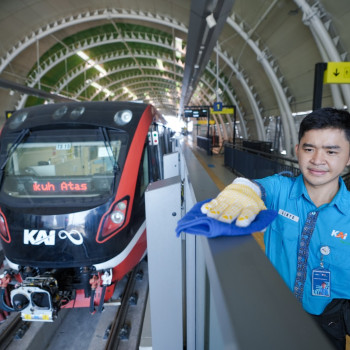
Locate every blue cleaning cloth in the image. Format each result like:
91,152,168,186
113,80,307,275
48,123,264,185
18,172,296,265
176,199,278,238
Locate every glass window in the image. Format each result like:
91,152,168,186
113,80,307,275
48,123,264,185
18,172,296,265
0,129,128,199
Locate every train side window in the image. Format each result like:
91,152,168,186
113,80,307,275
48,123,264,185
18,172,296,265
148,142,160,182
140,146,149,195
134,145,150,201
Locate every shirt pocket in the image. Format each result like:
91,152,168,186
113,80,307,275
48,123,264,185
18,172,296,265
266,215,300,262
270,214,300,243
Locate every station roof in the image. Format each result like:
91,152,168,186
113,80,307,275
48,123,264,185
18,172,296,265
1,0,350,152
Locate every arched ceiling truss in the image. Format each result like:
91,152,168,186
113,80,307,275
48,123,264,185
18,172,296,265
16,25,185,112
0,8,187,73
9,12,246,122
6,8,240,120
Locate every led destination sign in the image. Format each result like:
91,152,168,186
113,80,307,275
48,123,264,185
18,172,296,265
33,181,88,193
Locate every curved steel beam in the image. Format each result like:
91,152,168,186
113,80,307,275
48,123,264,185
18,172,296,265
199,72,248,138
295,0,350,108
16,32,184,109
0,8,187,73
54,51,183,94
227,14,298,155
73,65,184,99
28,31,178,86
214,46,266,140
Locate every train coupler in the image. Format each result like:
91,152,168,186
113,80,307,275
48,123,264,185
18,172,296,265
10,276,59,322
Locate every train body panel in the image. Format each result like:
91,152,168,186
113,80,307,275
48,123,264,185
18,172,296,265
0,101,172,321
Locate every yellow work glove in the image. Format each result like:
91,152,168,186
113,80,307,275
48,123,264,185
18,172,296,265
201,178,266,227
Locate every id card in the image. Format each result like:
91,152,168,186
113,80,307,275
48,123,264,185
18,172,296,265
312,269,330,297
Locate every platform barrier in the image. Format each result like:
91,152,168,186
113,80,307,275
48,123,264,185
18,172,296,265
197,136,212,155
145,141,332,350
224,143,299,178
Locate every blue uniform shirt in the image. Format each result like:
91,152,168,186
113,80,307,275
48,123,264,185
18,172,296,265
256,174,350,315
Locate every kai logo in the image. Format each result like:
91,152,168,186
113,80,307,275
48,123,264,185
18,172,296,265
23,229,83,246
331,230,348,240
24,229,55,245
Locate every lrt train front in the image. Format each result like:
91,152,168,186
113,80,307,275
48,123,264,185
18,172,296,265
0,101,161,321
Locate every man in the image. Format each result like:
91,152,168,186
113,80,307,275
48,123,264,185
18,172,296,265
201,108,350,350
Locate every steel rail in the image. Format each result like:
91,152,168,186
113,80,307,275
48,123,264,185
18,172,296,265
0,314,24,350
104,265,139,350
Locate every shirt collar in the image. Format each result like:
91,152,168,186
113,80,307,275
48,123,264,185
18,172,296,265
290,175,349,214
290,174,308,199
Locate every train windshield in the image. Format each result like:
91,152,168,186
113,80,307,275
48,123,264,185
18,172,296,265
0,128,128,201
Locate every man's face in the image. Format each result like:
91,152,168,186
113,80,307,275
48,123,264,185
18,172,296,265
295,128,350,191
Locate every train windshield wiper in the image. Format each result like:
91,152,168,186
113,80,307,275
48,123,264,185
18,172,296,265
99,127,120,175
0,128,30,173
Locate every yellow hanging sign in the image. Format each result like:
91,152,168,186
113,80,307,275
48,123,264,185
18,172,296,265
210,107,235,115
196,120,215,125
324,62,350,84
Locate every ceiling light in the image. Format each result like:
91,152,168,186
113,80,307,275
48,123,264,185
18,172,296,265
175,37,182,50
77,51,89,60
91,82,102,90
175,37,183,58
157,59,164,71
95,65,107,76
77,51,107,77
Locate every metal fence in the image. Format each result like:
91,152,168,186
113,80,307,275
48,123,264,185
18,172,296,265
224,143,300,179
224,143,350,189
197,136,212,155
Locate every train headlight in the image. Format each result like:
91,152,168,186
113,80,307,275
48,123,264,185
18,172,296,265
0,212,11,243
114,110,133,126
111,210,124,224
52,105,68,120
109,199,127,226
70,106,85,120
96,198,129,243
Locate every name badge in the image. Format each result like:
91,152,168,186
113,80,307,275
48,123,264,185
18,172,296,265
278,209,299,222
312,269,330,297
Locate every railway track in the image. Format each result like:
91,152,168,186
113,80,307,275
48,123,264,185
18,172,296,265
104,264,144,350
0,259,149,350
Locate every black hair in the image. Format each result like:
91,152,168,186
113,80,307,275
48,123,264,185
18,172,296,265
298,107,350,143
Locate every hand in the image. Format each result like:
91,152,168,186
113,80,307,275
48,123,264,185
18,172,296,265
201,178,266,227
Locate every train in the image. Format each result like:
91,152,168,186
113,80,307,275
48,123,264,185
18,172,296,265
0,101,174,321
